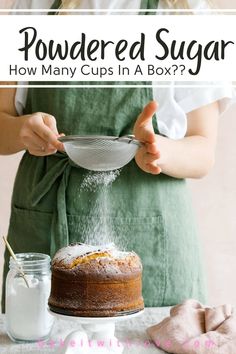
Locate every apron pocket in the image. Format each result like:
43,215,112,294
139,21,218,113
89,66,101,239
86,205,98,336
8,205,53,254
67,214,166,307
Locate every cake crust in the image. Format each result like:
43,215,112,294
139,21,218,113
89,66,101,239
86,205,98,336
48,243,144,317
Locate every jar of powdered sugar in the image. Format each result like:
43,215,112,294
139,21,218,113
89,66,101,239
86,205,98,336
5,253,54,343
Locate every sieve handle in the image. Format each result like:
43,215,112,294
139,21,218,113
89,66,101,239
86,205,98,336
120,134,135,140
119,135,144,147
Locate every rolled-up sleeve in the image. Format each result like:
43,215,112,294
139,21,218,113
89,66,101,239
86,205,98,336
175,82,235,115
153,82,235,140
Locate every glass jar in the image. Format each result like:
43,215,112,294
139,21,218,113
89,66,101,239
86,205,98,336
5,253,54,343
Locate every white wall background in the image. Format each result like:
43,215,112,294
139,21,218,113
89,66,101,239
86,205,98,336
189,104,236,306
0,0,236,309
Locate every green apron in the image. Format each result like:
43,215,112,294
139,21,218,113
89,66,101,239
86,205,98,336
1,0,206,312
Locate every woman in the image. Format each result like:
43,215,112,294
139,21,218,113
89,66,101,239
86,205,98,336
0,0,232,312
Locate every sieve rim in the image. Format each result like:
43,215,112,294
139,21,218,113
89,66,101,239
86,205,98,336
58,135,142,147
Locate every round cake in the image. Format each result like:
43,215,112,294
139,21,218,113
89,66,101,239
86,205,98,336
48,243,144,317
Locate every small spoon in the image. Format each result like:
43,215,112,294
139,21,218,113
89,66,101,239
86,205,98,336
2,236,30,288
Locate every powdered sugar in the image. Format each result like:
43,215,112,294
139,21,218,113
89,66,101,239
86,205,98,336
54,243,116,264
79,170,120,246
80,170,120,191
54,242,134,265
6,275,53,341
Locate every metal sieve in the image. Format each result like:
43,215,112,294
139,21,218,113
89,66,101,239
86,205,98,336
58,135,143,171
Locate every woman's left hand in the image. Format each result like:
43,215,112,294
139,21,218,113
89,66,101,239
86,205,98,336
133,101,162,175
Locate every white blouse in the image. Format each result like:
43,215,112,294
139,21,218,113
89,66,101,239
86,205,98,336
12,0,235,139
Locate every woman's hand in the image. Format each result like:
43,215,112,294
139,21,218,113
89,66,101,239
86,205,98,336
19,112,64,156
133,101,162,175
0,86,64,155
134,100,219,179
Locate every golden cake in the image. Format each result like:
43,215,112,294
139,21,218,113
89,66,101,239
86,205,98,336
48,243,144,317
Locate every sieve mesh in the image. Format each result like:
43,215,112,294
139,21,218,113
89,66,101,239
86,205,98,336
59,135,142,171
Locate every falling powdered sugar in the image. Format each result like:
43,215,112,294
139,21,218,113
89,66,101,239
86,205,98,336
79,170,121,246
81,170,120,191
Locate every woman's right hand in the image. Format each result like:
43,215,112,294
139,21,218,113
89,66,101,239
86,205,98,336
19,112,64,156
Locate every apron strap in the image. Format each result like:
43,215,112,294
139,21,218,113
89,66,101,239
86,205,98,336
51,162,71,256
49,0,62,15
140,0,159,15
30,152,75,256
30,153,70,206
52,0,159,15
50,0,61,10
